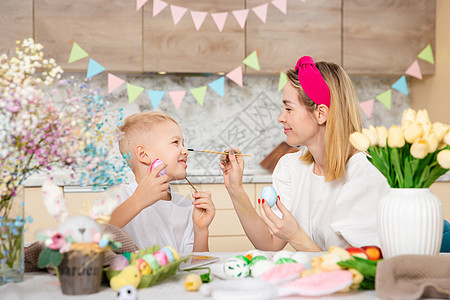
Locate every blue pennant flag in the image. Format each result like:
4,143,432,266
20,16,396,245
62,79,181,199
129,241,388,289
208,77,225,98
148,90,165,109
86,58,106,78
391,75,408,95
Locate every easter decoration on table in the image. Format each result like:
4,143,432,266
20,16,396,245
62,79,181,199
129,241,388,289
260,185,278,207
150,158,167,177
105,244,188,290
117,285,139,300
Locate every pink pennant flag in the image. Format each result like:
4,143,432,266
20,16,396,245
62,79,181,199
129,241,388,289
190,11,208,31
153,0,168,17
252,4,268,23
271,0,287,14
136,0,148,11
405,60,422,80
359,99,374,119
108,73,125,94
226,66,243,87
169,90,186,109
232,9,249,29
211,12,228,32
170,5,187,25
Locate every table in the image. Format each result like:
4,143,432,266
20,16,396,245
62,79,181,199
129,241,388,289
0,252,381,300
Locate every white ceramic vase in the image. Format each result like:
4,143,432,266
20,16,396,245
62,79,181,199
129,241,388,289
378,188,443,259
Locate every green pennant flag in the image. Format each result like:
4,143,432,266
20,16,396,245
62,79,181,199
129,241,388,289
190,86,207,106
278,72,288,91
243,50,260,71
68,42,89,63
127,83,144,103
376,89,392,110
417,44,434,65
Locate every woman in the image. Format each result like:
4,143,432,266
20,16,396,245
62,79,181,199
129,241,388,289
220,56,389,251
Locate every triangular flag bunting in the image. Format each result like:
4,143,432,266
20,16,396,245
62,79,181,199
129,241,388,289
108,73,125,94
211,12,228,32
359,99,374,119
169,91,186,109
232,9,249,29
170,5,187,25
252,4,268,23
208,77,225,97
136,0,148,11
190,86,207,106
375,89,392,110
271,0,287,14
126,83,144,104
278,72,288,91
148,90,165,109
153,0,168,17
226,66,243,87
68,42,88,63
190,11,208,31
86,58,106,78
243,51,260,71
417,44,435,64
391,76,408,95
405,60,422,80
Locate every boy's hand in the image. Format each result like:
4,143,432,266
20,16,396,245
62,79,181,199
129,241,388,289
219,148,245,192
192,191,215,232
133,163,170,209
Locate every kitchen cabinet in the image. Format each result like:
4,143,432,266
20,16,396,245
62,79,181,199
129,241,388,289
0,0,33,57
343,0,435,75
143,0,245,73
34,0,142,73
246,0,342,75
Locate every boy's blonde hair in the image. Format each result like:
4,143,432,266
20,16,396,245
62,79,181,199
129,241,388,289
286,61,362,182
118,111,179,165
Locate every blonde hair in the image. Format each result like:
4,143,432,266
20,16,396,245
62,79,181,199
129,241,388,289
286,61,362,182
118,111,178,158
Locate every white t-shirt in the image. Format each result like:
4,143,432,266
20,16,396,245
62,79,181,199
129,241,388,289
119,181,194,253
272,150,390,250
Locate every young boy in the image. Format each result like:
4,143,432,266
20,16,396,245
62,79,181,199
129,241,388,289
109,111,215,253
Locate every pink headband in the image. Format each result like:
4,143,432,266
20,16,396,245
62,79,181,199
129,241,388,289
295,56,330,107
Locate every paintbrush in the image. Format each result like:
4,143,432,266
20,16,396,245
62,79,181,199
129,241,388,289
185,177,198,193
187,148,251,157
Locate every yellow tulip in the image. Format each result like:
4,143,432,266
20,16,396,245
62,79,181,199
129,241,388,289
410,139,429,159
349,132,371,152
421,122,432,137
437,150,450,169
444,132,450,146
376,126,388,147
424,133,439,153
401,108,416,128
388,125,405,148
362,125,378,146
403,123,423,144
433,122,449,141
416,109,430,124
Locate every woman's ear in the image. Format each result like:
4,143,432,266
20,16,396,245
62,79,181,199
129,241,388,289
315,104,329,125
135,145,151,164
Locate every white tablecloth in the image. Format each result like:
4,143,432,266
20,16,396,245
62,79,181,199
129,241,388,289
0,252,380,300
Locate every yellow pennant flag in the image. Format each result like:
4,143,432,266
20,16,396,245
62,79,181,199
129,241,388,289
243,50,260,71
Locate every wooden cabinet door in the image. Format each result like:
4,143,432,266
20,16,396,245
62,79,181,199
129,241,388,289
34,0,142,72
246,0,342,75
143,0,245,73
343,0,435,75
0,0,33,57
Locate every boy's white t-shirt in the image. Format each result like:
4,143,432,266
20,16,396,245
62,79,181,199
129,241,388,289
119,181,194,253
272,150,390,250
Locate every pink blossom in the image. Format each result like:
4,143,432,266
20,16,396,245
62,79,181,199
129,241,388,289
48,233,65,250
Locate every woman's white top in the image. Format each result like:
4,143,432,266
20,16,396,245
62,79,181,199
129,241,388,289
272,150,390,250
119,181,194,253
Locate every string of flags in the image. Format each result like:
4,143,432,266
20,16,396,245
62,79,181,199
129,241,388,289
135,0,306,32
276,43,435,119
68,42,261,109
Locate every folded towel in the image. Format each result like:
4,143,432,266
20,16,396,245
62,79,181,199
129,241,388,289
375,254,450,300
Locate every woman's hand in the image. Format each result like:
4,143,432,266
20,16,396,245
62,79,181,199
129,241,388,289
219,148,245,192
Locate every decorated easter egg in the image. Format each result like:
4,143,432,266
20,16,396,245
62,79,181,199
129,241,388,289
150,159,167,177
275,258,298,265
142,254,160,272
244,249,268,261
248,255,268,267
110,255,130,271
272,250,294,263
250,260,276,278
161,246,175,263
290,252,311,268
164,245,180,261
131,258,151,275
260,186,278,208
153,250,169,266
223,257,250,279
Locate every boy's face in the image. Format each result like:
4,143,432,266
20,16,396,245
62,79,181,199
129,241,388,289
142,120,188,181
